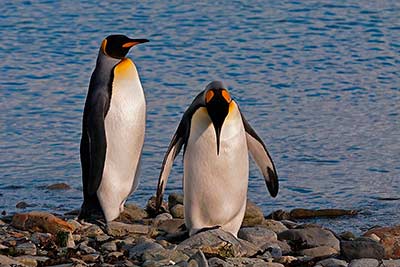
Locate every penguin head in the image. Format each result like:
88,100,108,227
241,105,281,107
101,35,149,59
204,81,232,155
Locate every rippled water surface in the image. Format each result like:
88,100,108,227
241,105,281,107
1,1,399,233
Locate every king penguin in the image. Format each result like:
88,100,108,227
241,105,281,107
155,81,279,237
79,35,149,222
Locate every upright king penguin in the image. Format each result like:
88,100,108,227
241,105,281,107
79,35,148,222
156,81,279,237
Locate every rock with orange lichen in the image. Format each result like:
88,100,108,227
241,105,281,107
11,211,75,234
363,225,400,259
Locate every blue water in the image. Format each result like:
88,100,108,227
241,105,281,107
1,1,399,233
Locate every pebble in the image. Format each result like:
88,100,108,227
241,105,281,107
46,183,71,190
315,257,348,267
79,242,97,254
348,258,379,267
238,226,277,248
170,204,184,219
107,221,150,237
261,219,288,233
299,245,339,258
168,193,184,209
341,237,385,260
278,225,340,251
16,242,37,255
242,200,264,227
101,240,118,252
82,224,104,237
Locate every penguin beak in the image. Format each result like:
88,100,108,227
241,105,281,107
122,39,149,48
206,90,231,155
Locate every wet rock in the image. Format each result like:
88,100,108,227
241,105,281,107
348,258,379,267
31,232,53,246
278,226,340,251
177,229,258,258
11,211,75,234
82,223,104,237
79,242,97,254
363,225,400,259
242,200,264,227
341,237,385,260
81,253,100,263
107,251,124,259
157,218,185,234
14,255,49,267
225,257,269,266
260,219,288,234
382,259,400,267
16,242,37,255
170,204,184,219
340,231,356,241
46,183,71,190
267,208,357,220
95,234,110,242
16,201,36,209
107,221,149,237
0,255,22,265
299,245,339,258
188,249,208,267
208,257,232,267
66,219,81,230
101,241,118,252
238,227,277,248
280,220,298,229
154,213,173,224
116,204,148,223
315,257,348,267
276,255,299,265
128,241,164,259
146,196,168,217
168,193,184,209
142,248,190,263
260,243,283,259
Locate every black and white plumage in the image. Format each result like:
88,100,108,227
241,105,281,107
156,81,278,236
79,35,148,222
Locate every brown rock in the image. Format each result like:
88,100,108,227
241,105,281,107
170,204,184,219
0,255,22,265
178,229,258,258
157,218,185,234
278,226,340,251
46,183,71,190
242,200,264,227
260,219,288,234
168,193,184,209
363,225,400,259
107,221,150,237
11,211,75,234
299,245,339,258
116,204,148,223
267,208,358,220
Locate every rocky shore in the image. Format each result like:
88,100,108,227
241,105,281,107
1,192,399,267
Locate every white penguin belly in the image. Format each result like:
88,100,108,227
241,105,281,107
184,103,248,236
98,60,145,222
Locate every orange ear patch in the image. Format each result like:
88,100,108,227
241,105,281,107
221,89,232,103
101,39,108,54
206,90,214,103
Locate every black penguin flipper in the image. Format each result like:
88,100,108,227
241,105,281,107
240,111,279,197
155,90,206,212
86,94,108,196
